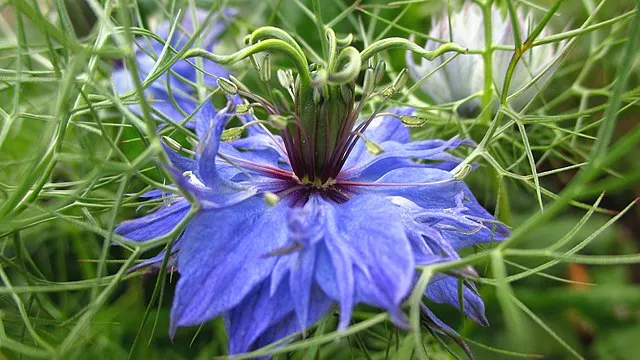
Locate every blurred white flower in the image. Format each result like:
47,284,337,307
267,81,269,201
407,3,564,116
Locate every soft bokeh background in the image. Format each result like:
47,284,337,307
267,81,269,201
0,0,639,359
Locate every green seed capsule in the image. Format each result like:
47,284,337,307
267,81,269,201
217,77,238,95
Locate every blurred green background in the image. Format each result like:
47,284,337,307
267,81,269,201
0,0,639,359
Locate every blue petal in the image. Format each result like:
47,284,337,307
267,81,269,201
162,143,197,172
426,275,489,326
170,197,289,335
115,199,190,242
236,284,333,355
341,137,474,182
312,194,414,329
224,280,294,354
361,168,509,248
343,108,413,168
127,244,179,274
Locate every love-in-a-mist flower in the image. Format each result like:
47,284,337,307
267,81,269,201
115,26,509,355
406,3,564,116
112,8,237,118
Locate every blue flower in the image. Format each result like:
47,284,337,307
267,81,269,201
114,20,510,356
111,8,237,118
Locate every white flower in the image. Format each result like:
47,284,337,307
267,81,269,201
407,3,564,116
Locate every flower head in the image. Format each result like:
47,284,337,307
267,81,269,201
406,3,564,116
115,22,509,355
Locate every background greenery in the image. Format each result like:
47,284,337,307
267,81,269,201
0,0,639,359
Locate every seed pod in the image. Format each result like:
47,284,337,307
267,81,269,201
217,77,238,95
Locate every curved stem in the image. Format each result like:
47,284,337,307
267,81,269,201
360,38,467,65
248,26,306,60
183,39,311,86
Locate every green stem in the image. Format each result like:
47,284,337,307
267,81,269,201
480,1,494,124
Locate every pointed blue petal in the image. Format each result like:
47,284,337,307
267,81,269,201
170,198,289,335
115,199,190,242
312,194,414,329
426,275,488,326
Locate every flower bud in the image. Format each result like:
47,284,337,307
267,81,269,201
229,75,250,92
